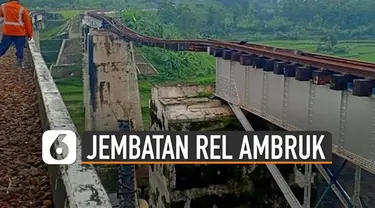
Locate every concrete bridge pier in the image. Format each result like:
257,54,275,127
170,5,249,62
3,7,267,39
84,29,143,131
36,19,45,30
32,31,40,52
83,29,144,199
31,13,46,31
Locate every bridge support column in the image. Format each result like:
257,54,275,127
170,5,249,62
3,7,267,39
38,20,45,30
84,29,143,131
32,30,40,52
83,30,144,200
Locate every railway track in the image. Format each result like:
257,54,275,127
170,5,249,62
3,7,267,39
232,41,375,69
88,11,375,79
88,11,375,78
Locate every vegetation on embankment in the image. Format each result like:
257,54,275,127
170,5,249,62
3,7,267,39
258,40,375,63
27,0,375,41
23,0,375,41
120,7,375,129
39,10,83,39
121,8,218,129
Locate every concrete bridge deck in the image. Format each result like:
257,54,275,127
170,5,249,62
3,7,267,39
0,39,112,207
0,11,112,208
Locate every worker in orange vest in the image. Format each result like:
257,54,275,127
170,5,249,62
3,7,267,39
0,0,33,68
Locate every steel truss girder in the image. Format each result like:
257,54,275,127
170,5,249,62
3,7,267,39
228,103,302,208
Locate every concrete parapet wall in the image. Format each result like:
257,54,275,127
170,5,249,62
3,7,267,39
28,39,112,208
154,84,215,99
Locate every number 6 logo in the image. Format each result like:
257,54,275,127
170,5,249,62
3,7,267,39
42,130,77,164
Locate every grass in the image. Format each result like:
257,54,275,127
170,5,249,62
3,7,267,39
57,84,84,94
39,10,83,39
142,107,150,130
40,24,65,39
62,93,83,102
258,40,375,62
138,80,153,107
135,47,217,129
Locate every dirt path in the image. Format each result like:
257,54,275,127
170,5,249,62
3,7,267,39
0,48,52,207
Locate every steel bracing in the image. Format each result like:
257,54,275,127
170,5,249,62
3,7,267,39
229,102,366,208
229,103,302,207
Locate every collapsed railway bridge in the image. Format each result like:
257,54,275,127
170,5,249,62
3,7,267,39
1,9,375,208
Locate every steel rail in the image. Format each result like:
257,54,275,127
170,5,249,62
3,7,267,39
87,11,375,78
303,53,375,68
229,41,375,69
